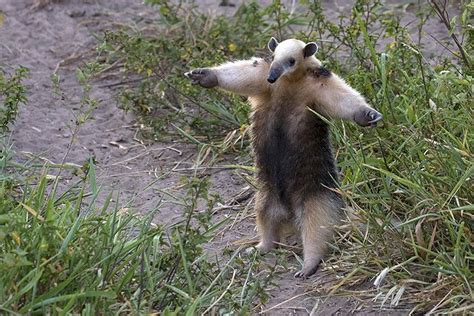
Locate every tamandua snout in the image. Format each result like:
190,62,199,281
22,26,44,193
186,37,382,277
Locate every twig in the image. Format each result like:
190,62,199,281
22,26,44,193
202,270,237,314
102,147,175,168
20,151,82,168
426,32,459,58
93,58,123,77
105,124,139,132
166,146,183,155
53,49,94,74
259,290,318,314
97,75,158,88
0,42,13,55
171,165,241,172
100,170,159,178
429,0,471,68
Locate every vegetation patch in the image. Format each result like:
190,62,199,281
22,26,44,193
0,157,274,313
0,66,28,131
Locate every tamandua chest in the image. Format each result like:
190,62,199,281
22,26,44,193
249,94,335,202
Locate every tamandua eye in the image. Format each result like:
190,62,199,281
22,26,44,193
288,58,296,66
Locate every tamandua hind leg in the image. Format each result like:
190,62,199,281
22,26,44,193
253,190,289,253
295,195,342,278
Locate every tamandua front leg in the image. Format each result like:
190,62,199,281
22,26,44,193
309,68,383,127
185,58,271,97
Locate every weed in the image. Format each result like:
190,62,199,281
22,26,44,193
0,66,28,131
0,155,271,313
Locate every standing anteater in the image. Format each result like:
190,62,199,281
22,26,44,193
185,37,382,277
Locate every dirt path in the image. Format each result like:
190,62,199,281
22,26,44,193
3,0,204,223
1,0,451,314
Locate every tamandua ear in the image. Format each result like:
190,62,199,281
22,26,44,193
268,37,279,52
303,42,318,58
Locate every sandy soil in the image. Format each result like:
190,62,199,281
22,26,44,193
1,0,453,314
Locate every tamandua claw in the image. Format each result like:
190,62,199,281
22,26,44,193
354,108,383,127
294,270,306,278
184,68,218,88
294,263,320,278
368,110,383,125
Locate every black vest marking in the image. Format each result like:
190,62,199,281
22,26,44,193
253,104,340,209
312,66,332,78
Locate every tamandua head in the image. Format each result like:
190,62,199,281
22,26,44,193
267,37,318,83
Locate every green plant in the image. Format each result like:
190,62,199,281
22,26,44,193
3,0,471,314
0,147,274,314
0,66,28,131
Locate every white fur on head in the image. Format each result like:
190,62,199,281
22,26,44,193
271,39,319,60
273,39,306,60
267,38,321,82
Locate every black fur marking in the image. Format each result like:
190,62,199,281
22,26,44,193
312,67,332,78
263,54,274,64
253,102,342,210
258,110,292,207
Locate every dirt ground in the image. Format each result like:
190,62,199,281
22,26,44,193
1,0,454,314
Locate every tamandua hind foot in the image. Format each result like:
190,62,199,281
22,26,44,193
244,241,275,256
294,261,321,278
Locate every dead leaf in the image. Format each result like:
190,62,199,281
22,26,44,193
19,202,45,221
109,141,127,150
415,218,427,259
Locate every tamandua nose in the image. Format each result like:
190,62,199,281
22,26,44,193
267,76,277,83
267,69,281,83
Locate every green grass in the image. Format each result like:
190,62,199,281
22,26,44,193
0,144,276,314
0,66,28,131
2,0,473,314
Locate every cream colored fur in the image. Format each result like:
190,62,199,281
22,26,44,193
214,58,270,96
212,40,374,122
297,195,338,277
